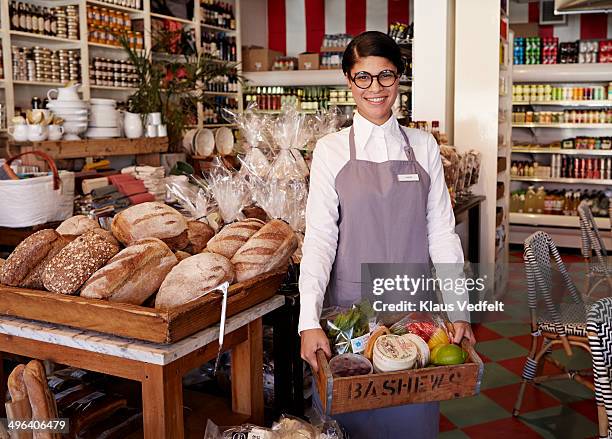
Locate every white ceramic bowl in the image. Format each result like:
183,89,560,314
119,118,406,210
60,116,89,123
47,99,88,108
86,127,120,138
214,127,234,155
195,128,215,157
183,128,198,154
63,122,88,140
90,98,116,107
89,110,118,128
52,108,88,115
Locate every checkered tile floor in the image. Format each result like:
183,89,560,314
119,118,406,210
438,250,599,439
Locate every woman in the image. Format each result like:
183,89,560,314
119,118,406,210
299,31,476,438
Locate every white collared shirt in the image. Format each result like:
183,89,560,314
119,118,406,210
298,112,465,333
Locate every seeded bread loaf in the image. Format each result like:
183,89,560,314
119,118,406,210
81,238,177,305
0,229,67,287
231,219,298,283
111,202,188,250
206,218,265,259
56,215,100,237
155,253,234,309
42,229,120,295
20,235,71,290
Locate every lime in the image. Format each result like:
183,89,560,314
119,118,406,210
432,344,467,366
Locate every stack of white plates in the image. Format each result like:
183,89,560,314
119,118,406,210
86,98,120,138
47,99,88,140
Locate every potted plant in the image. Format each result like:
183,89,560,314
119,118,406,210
120,27,239,150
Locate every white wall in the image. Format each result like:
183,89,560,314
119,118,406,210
241,0,268,48
412,0,454,140
454,0,501,264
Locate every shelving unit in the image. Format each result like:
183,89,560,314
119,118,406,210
510,58,612,249
0,0,242,131
243,70,346,87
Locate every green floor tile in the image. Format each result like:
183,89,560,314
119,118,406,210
539,379,594,403
437,430,470,439
519,405,597,439
484,319,531,337
480,362,522,390
440,394,509,428
551,348,593,371
475,338,529,362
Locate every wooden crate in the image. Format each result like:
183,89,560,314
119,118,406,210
314,339,483,415
0,269,285,344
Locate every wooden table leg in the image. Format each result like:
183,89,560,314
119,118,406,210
141,362,184,439
231,317,264,425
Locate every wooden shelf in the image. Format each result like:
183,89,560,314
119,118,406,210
10,30,80,45
511,176,612,185
512,148,612,156
86,0,144,14
200,22,236,33
513,123,612,129
513,100,612,107
244,69,346,86
10,137,169,159
13,80,78,87
150,12,194,25
90,84,138,91
203,91,239,96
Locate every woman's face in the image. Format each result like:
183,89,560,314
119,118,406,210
346,55,399,125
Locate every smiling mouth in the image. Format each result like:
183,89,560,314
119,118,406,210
364,96,387,104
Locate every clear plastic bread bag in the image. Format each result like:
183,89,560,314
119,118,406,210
205,156,247,224
165,175,211,221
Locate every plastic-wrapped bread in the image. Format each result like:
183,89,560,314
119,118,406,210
42,229,120,295
154,253,234,309
81,238,177,305
231,219,298,283
206,218,265,259
111,202,188,250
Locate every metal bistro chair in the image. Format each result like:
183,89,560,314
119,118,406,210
587,297,612,439
578,201,612,297
513,231,594,416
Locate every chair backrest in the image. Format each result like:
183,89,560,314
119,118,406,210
523,231,583,335
578,201,608,264
587,297,612,426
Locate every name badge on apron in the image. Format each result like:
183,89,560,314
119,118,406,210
397,173,419,182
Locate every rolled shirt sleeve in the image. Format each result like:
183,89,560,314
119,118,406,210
298,141,340,333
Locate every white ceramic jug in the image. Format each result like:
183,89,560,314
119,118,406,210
123,112,144,138
47,83,81,101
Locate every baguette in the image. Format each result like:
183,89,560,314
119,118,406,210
23,360,57,439
42,229,120,295
7,364,28,401
111,202,188,250
206,218,265,259
56,216,100,237
81,238,177,305
0,229,63,287
155,253,234,309
231,219,298,283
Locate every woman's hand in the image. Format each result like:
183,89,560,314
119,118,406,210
451,321,476,345
300,328,332,373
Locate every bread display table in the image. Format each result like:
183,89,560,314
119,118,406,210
0,295,285,438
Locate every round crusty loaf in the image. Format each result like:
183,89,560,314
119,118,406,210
56,215,100,237
42,229,120,295
0,229,64,287
111,202,188,250
81,238,178,305
206,218,265,259
185,220,215,254
231,219,298,283
154,252,234,309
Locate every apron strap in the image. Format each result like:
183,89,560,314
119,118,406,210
399,126,415,161
348,125,357,161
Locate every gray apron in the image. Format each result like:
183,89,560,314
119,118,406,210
315,125,439,439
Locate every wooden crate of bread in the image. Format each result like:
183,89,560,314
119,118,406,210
313,339,483,415
0,268,285,344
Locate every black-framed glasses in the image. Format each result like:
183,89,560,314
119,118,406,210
350,70,398,89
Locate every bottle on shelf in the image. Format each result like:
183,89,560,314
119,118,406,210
525,186,536,213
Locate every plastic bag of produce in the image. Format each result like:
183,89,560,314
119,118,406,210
204,419,279,439
272,414,318,438
321,301,377,355
389,312,450,345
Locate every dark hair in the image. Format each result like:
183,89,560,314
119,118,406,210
342,31,404,76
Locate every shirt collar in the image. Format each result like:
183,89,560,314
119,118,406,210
352,111,401,151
